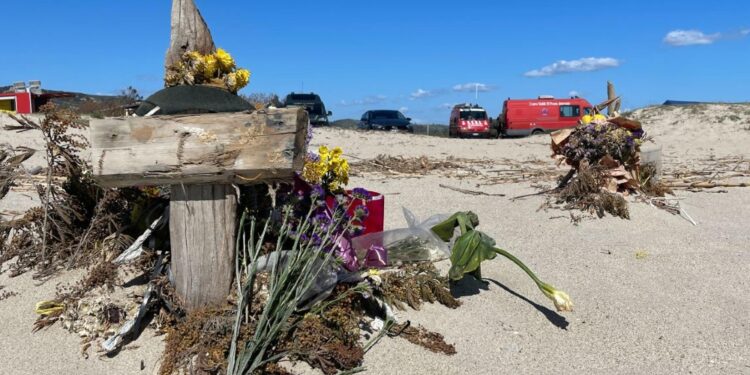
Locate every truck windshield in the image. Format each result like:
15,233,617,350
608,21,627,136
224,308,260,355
460,111,487,120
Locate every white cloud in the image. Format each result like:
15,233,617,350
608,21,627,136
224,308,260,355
569,90,580,97
741,29,750,36
410,88,433,100
663,29,721,46
398,106,409,113
340,95,387,106
452,82,495,92
524,57,620,77
438,103,454,109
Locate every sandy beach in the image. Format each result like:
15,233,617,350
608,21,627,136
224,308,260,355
2,104,750,374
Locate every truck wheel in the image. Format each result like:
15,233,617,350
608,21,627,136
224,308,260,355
531,129,545,136
489,129,498,139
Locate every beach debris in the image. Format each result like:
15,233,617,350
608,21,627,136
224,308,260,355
378,263,460,311
439,183,506,197
543,105,682,219
352,154,483,177
0,145,35,200
387,322,456,355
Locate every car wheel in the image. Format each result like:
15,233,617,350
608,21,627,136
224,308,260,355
385,126,392,131
531,129,545,136
367,123,373,130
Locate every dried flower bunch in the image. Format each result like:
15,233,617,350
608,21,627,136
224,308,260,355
165,48,251,93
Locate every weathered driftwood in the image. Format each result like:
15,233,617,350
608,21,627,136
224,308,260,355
607,81,617,116
165,0,216,69
90,108,307,309
170,183,236,309
90,108,308,187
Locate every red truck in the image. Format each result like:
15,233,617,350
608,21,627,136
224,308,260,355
499,96,593,136
448,103,494,138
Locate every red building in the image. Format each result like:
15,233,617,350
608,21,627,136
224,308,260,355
0,81,72,114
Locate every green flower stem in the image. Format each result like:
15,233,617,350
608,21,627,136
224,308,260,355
493,247,573,312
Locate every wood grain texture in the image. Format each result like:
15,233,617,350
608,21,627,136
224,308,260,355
90,108,308,187
169,183,236,309
166,0,216,69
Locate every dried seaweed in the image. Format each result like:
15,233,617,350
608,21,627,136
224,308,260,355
160,307,241,375
379,263,461,311
0,104,160,279
389,322,456,355
0,145,35,200
639,164,673,197
552,165,630,219
352,154,484,177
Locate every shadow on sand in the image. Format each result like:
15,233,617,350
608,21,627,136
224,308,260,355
450,275,569,330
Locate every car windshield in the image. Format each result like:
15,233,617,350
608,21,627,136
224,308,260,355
372,111,399,119
460,111,487,120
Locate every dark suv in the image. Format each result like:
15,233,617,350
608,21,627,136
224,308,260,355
283,92,332,126
358,110,412,131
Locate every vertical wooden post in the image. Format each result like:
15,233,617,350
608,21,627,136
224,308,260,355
169,184,237,309
166,0,216,70
607,81,616,116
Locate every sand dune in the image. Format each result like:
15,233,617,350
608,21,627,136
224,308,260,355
2,104,750,374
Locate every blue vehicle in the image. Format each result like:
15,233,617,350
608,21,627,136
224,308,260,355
358,110,412,131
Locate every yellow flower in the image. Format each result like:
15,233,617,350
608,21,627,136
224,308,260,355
215,48,235,73
202,54,218,78
331,147,343,158
318,145,330,157
541,285,574,312
235,68,251,89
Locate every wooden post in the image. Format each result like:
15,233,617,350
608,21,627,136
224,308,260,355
607,81,616,116
90,108,308,309
166,0,216,70
169,184,236,308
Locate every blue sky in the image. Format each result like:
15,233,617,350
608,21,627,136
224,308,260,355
1,1,748,123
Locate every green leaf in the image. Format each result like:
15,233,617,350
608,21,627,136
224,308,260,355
430,211,479,241
448,230,497,280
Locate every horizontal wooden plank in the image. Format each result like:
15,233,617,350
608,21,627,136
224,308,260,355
90,108,308,187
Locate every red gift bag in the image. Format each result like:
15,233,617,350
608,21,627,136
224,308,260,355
293,174,384,236
326,190,384,235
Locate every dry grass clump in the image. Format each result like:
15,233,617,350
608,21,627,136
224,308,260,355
379,263,461,311
353,154,483,177
555,165,630,219
389,322,456,355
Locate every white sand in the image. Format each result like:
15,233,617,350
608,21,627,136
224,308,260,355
2,105,750,374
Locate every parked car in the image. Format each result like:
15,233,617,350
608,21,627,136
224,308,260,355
283,92,332,126
358,110,412,131
448,103,494,138
499,96,593,136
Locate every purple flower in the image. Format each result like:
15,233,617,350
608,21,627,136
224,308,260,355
305,122,314,147
310,184,325,199
364,244,388,268
306,151,320,162
335,237,359,272
352,187,372,201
